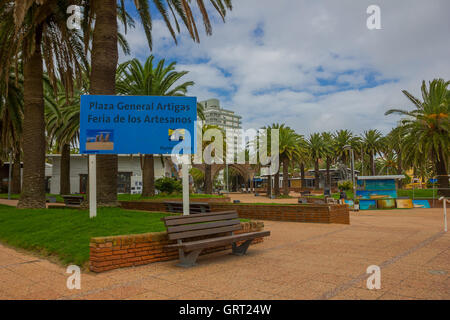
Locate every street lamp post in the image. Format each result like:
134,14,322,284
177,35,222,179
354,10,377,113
8,151,12,200
344,145,356,210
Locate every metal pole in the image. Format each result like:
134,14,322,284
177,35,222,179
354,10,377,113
444,198,447,233
351,149,356,210
433,177,436,208
8,151,12,200
226,163,229,192
182,155,190,216
88,154,97,218
440,197,447,232
361,145,364,176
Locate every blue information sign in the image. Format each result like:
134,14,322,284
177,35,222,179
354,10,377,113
79,95,197,154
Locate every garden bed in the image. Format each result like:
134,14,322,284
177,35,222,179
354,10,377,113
0,205,170,267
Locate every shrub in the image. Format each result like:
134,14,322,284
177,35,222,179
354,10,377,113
338,180,353,191
155,177,182,194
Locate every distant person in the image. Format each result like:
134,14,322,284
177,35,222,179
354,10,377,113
339,189,347,200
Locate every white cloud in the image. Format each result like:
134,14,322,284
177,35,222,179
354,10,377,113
123,0,450,136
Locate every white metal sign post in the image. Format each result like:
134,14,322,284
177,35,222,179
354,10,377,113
440,197,447,232
182,155,190,216
89,154,97,218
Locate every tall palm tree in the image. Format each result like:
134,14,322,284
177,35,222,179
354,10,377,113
0,1,86,208
307,133,325,189
0,64,23,194
82,0,232,206
295,136,309,190
386,79,449,196
116,55,194,197
334,129,355,165
279,127,302,196
362,129,384,176
45,75,87,195
321,132,335,190
377,151,397,175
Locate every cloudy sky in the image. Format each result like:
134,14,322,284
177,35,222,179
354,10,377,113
122,0,450,136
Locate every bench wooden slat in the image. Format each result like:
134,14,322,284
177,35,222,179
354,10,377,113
163,210,235,220
167,231,271,251
167,219,240,233
168,224,241,240
165,201,209,205
164,213,238,226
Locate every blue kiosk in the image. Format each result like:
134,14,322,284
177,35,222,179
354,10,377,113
356,175,406,210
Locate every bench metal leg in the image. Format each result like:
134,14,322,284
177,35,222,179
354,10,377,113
232,239,252,256
177,249,202,268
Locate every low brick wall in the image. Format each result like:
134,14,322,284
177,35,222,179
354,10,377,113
89,221,264,273
120,201,350,225
209,203,349,224
119,197,231,211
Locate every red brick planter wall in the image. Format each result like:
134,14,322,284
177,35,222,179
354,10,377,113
209,203,349,224
120,201,350,225
119,197,231,211
89,221,264,273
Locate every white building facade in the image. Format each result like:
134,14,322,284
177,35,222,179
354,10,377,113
47,154,175,194
199,98,242,156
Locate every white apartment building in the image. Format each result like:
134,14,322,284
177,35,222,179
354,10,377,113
198,99,242,157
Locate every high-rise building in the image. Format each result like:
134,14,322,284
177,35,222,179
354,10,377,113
199,99,242,130
198,99,242,158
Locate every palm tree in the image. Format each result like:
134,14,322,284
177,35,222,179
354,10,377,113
0,1,86,208
82,0,232,206
362,129,384,176
279,127,302,196
307,133,325,189
0,64,23,194
377,151,397,175
321,132,335,190
45,75,87,195
385,126,406,187
386,79,449,196
116,56,194,197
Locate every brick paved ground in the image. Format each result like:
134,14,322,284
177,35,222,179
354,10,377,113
0,201,448,300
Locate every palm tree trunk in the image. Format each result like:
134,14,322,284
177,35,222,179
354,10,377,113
274,172,280,196
90,0,119,206
142,154,155,197
370,151,375,176
11,149,21,194
326,158,331,189
435,147,450,197
300,162,306,189
205,164,212,194
283,158,289,196
60,143,71,195
397,151,403,189
314,159,320,189
266,174,272,197
17,25,46,209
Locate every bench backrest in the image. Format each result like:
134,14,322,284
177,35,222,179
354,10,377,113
164,201,211,214
62,195,84,205
162,211,240,241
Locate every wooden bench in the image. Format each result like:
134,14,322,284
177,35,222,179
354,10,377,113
62,195,84,208
164,201,211,214
162,211,271,267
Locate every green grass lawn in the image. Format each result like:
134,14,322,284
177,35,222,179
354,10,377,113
0,193,65,202
0,205,169,267
397,189,437,198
